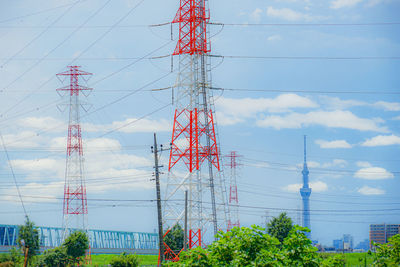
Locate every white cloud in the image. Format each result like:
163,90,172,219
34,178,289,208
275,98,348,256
354,165,394,180
17,116,65,132
366,0,392,7
361,135,400,147
298,159,348,169
356,161,372,168
250,8,263,22
307,161,321,168
358,186,385,195
322,159,348,168
215,111,245,126
393,116,400,120
266,6,325,21
315,139,352,149
215,94,318,126
84,118,171,133
2,131,44,148
0,182,63,203
85,137,122,150
330,0,364,9
319,97,400,112
373,101,400,111
319,96,365,110
283,181,328,192
256,110,387,132
267,35,282,41
10,158,62,173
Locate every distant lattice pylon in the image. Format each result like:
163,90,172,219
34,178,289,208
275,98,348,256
56,66,92,240
225,151,241,230
162,0,228,261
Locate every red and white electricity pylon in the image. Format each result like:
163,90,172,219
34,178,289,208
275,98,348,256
225,152,241,230
162,0,228,260
57,66,92,240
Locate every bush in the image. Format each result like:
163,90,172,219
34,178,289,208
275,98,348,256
0,247,23,267
169,225,327,267
0,262,14,267
39,246,69,267
39,231,89,267
63,231,89,265
110,253,140,267
373,234,400,266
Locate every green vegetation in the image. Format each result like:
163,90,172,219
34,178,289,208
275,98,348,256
109,253,140,267
0,248,23,267
164,224,184,253
17,217,40,266
2,214,400,266
372,234,400,266
168,225,340,266
90,254,157,266
39,230,89,266
267,212,293,243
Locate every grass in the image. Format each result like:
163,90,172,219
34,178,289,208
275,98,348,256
90,254,158,266
321,252,375,266
90,253,375,267
343,252,374,266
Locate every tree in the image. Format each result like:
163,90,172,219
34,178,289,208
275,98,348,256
164,224,184,253
63,231,89,265
267,212,294,243
17,217,40,266
39,246,68,267
39,231,89,267
282,226,319,266
110,252,140,267
373,234,400,266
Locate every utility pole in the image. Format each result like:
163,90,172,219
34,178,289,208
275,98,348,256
152,133,165,265
184,190,188,251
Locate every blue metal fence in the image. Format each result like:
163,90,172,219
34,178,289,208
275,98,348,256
0,224,158,250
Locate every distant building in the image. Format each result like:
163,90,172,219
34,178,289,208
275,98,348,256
332,234,354,251
355,239,370,251
370,224,400,248
343,234,354,250
333,239,343,250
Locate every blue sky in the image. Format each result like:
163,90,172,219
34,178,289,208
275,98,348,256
0,0,399,246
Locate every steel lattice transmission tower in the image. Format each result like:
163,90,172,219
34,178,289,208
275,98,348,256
57,66,92,240
225,151,241,230
163,0,228,256
300,135,311,238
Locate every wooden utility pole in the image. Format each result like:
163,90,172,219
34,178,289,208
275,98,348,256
152,133,164,265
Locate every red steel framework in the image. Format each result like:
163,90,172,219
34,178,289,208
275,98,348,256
172,0,210,55
163,0,221,262
57,66,92,239
225,151,241,230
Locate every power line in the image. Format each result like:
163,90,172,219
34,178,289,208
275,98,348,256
241,157,400,175
0,133,27,217
211,55,400,60
90,41,172,86
1,193,399,214
3,21,400,28
0,1,88,24
209,22,400,27
0,72,172,148
1,0,114,116
0,0,81,68
210,87,400,95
